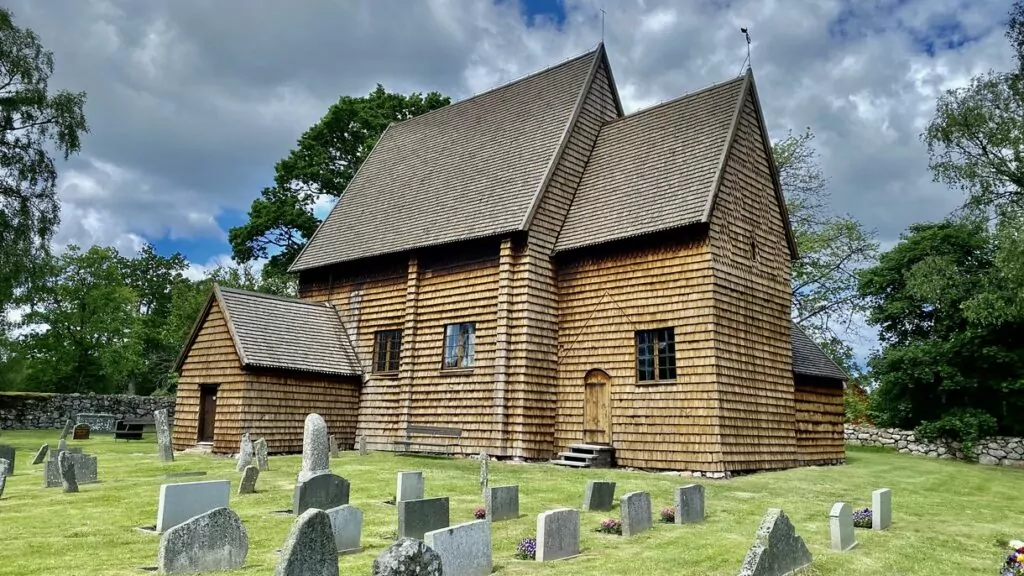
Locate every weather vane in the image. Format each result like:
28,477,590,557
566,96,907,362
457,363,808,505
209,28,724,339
601,7,607,42
739,27,752,74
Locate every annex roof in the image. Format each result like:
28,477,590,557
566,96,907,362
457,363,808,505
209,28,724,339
791,322,848,381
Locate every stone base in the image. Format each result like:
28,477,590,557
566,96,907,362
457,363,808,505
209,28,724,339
135,525,159,535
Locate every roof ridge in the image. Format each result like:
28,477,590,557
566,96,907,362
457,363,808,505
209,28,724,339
603,73,746,127
217,285,331,308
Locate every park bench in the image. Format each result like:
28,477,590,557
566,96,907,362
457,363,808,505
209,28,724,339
394,425,462,456
113,419,147,441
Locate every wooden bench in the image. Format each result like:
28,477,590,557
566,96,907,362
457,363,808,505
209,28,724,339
113,419,146,441
394,425,462,456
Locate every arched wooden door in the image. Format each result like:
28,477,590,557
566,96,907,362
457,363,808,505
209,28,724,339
583,369,612,445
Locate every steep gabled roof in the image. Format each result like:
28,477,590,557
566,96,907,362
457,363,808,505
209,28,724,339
791,322,848,381
290,45,608,272
174,285,362,377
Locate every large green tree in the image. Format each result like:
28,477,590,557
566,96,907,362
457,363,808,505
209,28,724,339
0,7,88,322
229,85,450,275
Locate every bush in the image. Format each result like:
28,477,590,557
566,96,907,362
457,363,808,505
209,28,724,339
659,507,675,523
596,518,622,535
515,537,536,560
844,382,873,424
915,408,999,456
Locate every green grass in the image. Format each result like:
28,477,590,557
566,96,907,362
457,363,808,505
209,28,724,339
0,430,1021,575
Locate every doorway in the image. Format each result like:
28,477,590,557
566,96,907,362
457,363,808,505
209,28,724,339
197,384,218,443
583,369,612,445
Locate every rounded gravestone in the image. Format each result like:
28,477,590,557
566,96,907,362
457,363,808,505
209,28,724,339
372,538,443,576
298,413,330,483
276,508,338,576
157,507,249,574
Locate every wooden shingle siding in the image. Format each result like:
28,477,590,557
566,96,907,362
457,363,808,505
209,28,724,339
708,89,797,472
795,376,845,464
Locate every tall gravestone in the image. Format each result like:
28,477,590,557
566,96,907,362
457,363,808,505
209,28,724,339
0,457,9,498
479,452,488,494
254,438,270,471
396,471,424,502
157,507,248,574
58,451,79,493
236,432,254,472
329,435,339,458
620,491,652,537
0,445,14,475
424,520,492,576
238,465,260,495
675,484,705,524
582,480,615,511
298,413,330,483
358,434,367,456
536,508,580,562
154,409,174,462
738,508,812,576
59,419,75,440
872,488,892,531
276,508,339,576
829,502,857,552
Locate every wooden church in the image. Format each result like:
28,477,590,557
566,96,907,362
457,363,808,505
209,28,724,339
173,44,847,475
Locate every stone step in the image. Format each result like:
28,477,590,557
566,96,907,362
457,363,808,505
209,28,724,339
549,459,591,468
567,443,615,453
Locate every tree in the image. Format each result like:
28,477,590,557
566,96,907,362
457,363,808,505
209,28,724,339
229,85,450,275
0,7,88,320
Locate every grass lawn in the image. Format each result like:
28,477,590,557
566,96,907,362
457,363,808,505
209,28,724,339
0,430,1021,575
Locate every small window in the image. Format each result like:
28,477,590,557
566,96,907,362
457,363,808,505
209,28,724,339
442,322,476,369
635,327,677,382
373,330,402,373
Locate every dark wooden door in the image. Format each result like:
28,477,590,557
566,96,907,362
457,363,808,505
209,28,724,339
583,369,612,445
197,385,218,443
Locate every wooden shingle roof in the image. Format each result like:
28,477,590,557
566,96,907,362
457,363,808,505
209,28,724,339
791,322,848,381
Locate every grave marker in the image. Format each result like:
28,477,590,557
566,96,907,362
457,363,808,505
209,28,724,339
58,451,78,493
298,413,330,483
326,504,362,555
397,496,450,540
72,424,91,440
329,435,339,458
276,508,339,576
829,502,857,552
75,413,117,432
372,538,442,576
44,453,97,487
872,488,892,531
31,443,48,465
254,437,269,471
479,451,488,494
59,419,75,440
156,507,248,574
156,479,231,533
293,472,350,516
738,508,812,576
620,491,653,537
154,409,173,462
238,465,260,495
0,445,14,474
675,484,705,524
236,432,254,472
582,480,615,511
358,434,367,456
485,485,519,522
0,457,9,478
424,519,492,576
536,508,580,562
396,471,424,502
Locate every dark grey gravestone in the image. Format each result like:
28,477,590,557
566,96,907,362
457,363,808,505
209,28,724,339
582,480,615,511
292,472,350,516
236,432,254,472
326,504,362,554
872,488,892,531
298,413,330,483
424,519,491,576
536,508,580,562
397,497,450,540
154,409,174,462
485,485,519,522
254,437,269,471
31,444,48,465
44,453,96,487
58,451,78,493
0,445,14,474
276,508,338,576
157,507,248,574
238,465,260,495
829,502,856,552
738,508,812,576
371,538,442,576
620,491,652,537
60,419,75,440
675,483,705,524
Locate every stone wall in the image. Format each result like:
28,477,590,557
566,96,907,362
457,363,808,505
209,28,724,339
0,392,175,430
844,424,1024,467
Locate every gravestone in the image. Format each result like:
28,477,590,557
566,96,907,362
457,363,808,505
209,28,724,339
479,452,488,494
485,485,519,522
358,434,367,456
238,465,260,495
397,471,424,502
156,479,231,533
397,497,450,540
0,468,6,498
829,502,857,552
298,413,330,483
371,538,442,576
620,491,653,537
0,457,9,478
54,438,67,458
536,508,580,562
72,424,91,440
44,453,97,487
293,472,350,516
157,507,248,574
58,451,78,493
154,409,174,462
738,508,812,576
31,443,48,465
236,432,254,472
329,435,339,458
0,445,14,474
59,419,75,440
254,437,269,471
872,488,892,531
76,413,118,432
424,519,491,576
326,504,362,554
675,483,705,524
276,508,339,576
582,480,615,511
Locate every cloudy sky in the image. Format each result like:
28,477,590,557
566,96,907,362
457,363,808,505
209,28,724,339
5,0,1016,362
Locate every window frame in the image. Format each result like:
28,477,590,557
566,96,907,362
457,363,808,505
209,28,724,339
441,322,477,370
634,327,677,383
372,329,403,374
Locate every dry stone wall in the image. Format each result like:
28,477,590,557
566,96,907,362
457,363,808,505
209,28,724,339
0,392,175,430
844,424,1024,467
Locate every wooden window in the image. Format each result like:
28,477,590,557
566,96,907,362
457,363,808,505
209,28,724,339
635,327,677,382
442,322,476,369
373,329,402,373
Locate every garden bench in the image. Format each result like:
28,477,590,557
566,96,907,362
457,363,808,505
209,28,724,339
394,425,462,456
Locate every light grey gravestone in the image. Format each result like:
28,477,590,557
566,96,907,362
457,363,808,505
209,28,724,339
238,465,260,495
485,484,519,522
326,504,362,554
58,451,78,493
0,445,14,474
582,480,616,512
872,488,892,531
396,471,424,502
31,443,48,465
254,437,270,471
59,419,75,440
424,519,491,576
675,483,706,524
43,453,97,487
0,470,6,499
156,479,231,533
536,508,580,562
358,434,367,456
478,452,488,494
275,508,339,576
298,413,330,483
620,491,653,537
293,472,350,516
157,507,248,574
0,457,9,478
236,432,254,472
329,435,339,458
738,508,812,576
397,497,450,540
53,437,67,459
371,538,442,576
829,502,857,552
154,409,174,462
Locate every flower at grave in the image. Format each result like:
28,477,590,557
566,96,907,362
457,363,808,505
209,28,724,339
659,507,675,523
852,507,872,529
515,537,537,560
1003,539,1024,576
474,507,486,520
597,517,622,535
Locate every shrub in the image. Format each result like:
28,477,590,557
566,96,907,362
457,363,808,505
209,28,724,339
915,408,999,457
515,537,536,560
852,508,872,529
474,507,486,520
596,518,622,535
659,507,675,523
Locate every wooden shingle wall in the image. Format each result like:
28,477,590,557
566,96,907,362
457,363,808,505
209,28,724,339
795,375,845,464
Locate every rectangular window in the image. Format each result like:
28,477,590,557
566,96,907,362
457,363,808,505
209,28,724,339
635,327,677,382
373,330,402,373
442,322,476,369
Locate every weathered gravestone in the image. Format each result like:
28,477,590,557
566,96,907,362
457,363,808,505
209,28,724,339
72,424,91,440
0,445,14,474
372,538,442,576
58,451,78,493
620,491,653,537
236,432,254,472
31,443,48,465
238,465,260,495
44,453,96,487
293,472,350,516
154,409,173,462
254,437,269,471
829,502,857,552
872,488,892,531
329,435,339,458
59,419,75,440
424,519,491,576
76,412,117,432
326,504,362,554
298,413,330,483
156,480,231,533
396,471,424,502
0,457,9,498
53,438,67,458
485,485,519,522
478,452,488,494
397,497,450,540
276,508,338,576
157,507,248,574
738,508,812,576
536,508,580,562
358,434,367,456
0,467,6,498
582,480,616,512
675,483,705,524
